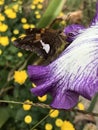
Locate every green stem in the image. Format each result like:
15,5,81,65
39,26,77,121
30,110,55,130
1,100,98,116
37,0,66,28
0,100,24,105
87,93,98,112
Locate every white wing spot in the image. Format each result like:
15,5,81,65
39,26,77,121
40,40,50,53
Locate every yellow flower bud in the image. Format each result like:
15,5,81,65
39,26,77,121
13,29,19,35
21,18,27,23
0,36,9,46
55,118,63,127
22,24,30,29
77,102,85,110
17,52,23,57
45,123,53,130
24,115,32,124
23,100,32,110
38,95,47,102
61,121,75,130
49,109,59,118
0,22,8,32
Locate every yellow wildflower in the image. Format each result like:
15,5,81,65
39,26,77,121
11,37,16,42
33,0,39,5
60,20,66,26
9,12,16,19
34,11,41,18
17,52,23,57
24,115,32,124
13,29,19,35
4,8,11,14
22,24,30,29
39,0,44,3
23,100,32,110
0,49,2,55
59,12,65,17
0,0,4,5
19,34,26,38
77,102,85,110
12,4,19,12
49,109,59,118
0,22,8,32
34,11,39,15
45,123,53,130
4,8,17,19
30,24,35,28
35,14,41,19
55,118,63,127
37,4,43,9
21,18,27,23
0,13,5,21
0,36,9,46
31,5,36,10
38,95,47,102
61,121,75,130
13,70,28,85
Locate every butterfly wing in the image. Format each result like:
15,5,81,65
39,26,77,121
14,28,67,61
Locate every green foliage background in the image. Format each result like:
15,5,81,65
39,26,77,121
0,0,97,130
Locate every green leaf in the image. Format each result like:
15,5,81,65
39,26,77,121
0,107,10,128
87,93,98,112
15,108,25,122
37,0,66,28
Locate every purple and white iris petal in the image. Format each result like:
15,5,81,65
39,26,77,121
63,24,85,43
27,3,98,110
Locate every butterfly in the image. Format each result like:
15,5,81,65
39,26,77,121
14,28,69,63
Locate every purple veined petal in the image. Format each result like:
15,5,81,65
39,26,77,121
63,24,85,43
27,24,98,110
28,65,56,96
27,2,98,110
28,65,52,85
56,25,98,98
50,90,79,110
91,1,98,26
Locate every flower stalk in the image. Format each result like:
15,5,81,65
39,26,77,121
0,100,98,116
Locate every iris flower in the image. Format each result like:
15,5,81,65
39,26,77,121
28,3,98,110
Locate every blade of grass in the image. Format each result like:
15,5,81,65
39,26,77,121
37,0,66,28
0,107,10,128
1,100,98,116
87,93,98,112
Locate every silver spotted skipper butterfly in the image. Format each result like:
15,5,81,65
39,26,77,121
14,28,69,63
